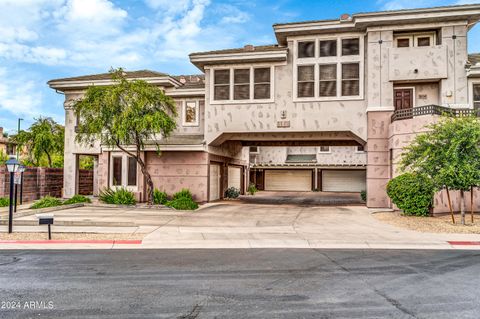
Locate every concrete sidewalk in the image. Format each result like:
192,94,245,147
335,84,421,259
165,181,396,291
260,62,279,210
1,202,479,250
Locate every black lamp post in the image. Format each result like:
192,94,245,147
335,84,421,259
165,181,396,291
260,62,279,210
5,157,19,234
18,165,25,205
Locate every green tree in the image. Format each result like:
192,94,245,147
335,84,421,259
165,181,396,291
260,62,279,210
12,117,64,168
73,68,177,204
401,116,480,225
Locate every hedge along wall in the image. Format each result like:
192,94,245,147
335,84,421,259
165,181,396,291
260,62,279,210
0,167,93,202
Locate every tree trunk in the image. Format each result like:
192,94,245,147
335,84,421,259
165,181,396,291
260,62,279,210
137,157,154,205
446,186,455,224
471,186,474,224
460,189,465,225
46,151,52,168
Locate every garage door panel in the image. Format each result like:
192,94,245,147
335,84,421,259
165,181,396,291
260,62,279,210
228,166,241,190
265,170,312,191
322,170,366,192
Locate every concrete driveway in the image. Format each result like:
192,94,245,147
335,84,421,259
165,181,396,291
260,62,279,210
238,191,363,205
142,201,480,249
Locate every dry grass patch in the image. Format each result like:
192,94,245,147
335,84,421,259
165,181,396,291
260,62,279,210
374,212,480,234
0,232,144,241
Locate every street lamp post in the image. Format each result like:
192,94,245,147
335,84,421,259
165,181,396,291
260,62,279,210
5,157,19,234
18,165,25,205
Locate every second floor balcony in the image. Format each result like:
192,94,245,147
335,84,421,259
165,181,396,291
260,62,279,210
389,46,447,82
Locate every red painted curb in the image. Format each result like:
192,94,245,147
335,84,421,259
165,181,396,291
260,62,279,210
448,241,480,246
0,240,142,245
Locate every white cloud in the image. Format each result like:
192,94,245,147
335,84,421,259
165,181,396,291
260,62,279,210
0,67,48,119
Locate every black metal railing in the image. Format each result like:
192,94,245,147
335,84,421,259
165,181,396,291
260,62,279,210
391,104,480,122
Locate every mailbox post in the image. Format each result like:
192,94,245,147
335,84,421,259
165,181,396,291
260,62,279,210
37,214,54,240
5,157,19,234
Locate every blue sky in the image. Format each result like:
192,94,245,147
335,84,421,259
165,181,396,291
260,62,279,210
1,0,479,133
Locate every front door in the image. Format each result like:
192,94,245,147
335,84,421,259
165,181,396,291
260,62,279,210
394,88,413,110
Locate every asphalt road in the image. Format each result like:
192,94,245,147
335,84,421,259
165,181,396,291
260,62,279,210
0,249,479,318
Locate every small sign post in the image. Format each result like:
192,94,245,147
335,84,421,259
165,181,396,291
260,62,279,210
37,214,54,240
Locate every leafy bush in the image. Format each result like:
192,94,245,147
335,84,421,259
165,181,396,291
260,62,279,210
386,173,435,216
153,189,168,205
225,187,240,199
99,188,136,205
360,190,367,202
247,183,257,195
30,196,63,209
63,195,92,205
172,188,193,201
166,197,199,210
0,197,9,207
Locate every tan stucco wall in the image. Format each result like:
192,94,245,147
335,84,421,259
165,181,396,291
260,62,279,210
204,40,368,145
146,151,209,202
253,146,366,165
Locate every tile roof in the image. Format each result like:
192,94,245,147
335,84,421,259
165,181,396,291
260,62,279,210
48,70,169,83
469,53,480,65
189,44,285,56
173,74,205,89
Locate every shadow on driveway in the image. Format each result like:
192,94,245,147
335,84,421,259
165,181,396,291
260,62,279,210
237,191,364,206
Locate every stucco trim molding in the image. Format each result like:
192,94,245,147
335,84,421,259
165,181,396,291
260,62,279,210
366,106,395,112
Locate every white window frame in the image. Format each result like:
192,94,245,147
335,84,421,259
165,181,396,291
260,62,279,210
318,146,331,153
109,153,138,191
249,146,260,154
394,32,436,48
293,33,364,102
182,100,200,126
470,81,480,109
210,65,275,104
355,145,365,153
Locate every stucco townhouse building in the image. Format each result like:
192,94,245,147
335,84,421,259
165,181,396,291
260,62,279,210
48,4,480,213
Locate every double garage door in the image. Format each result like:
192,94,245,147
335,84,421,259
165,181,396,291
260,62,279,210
263,169,366,192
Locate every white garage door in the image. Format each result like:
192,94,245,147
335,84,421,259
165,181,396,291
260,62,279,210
265,170,312,191
209,163,221,201
228,166,241,190
322,170,366,192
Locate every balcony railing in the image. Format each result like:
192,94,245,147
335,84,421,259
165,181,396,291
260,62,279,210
391,105,480,122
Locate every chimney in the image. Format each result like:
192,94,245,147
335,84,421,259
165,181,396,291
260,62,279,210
244,44,255,52
340,13,351,21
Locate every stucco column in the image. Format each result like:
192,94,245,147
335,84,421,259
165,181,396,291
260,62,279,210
366,111,392,208
92,156,99,196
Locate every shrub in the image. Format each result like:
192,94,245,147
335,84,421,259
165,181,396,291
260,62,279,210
63,195,92,205
247,183,257,195
30,196,63,209
172,188,193,201
166,197,199,210
153,189,168,205
0,197,9,207
99,188,136,205
360,190,367,202
386,173,435,216
225,187,240,199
